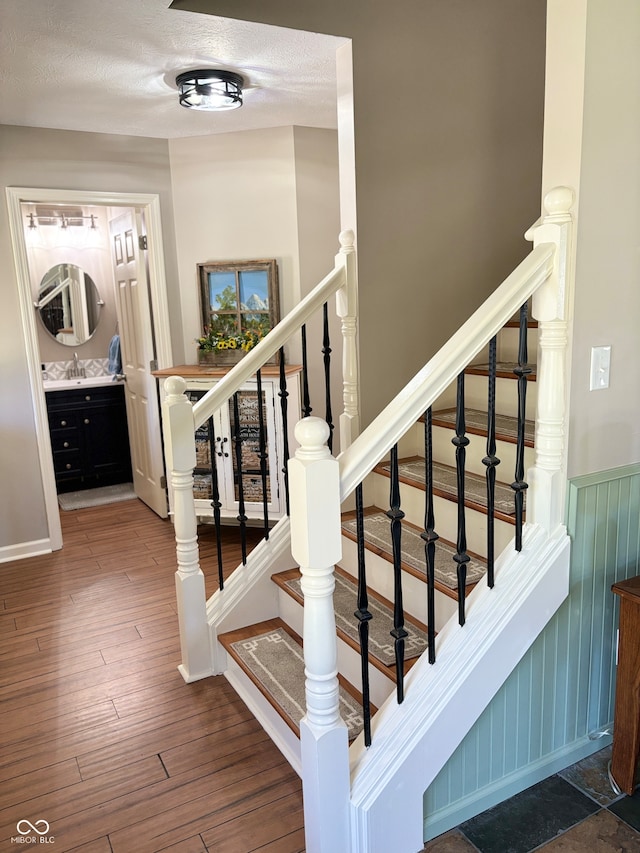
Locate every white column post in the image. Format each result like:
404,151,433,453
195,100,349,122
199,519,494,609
528,186,575,534
289,417,351,853
336,230,360,450
163,376,213,683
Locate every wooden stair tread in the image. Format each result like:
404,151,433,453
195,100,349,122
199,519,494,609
374,456,521,524
465,362,537,380
219,617,368,741
272,567,431,678
503,318,538,328
430,407,534,448
341,507,486,600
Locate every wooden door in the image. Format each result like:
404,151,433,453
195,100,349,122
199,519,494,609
109,211,167,517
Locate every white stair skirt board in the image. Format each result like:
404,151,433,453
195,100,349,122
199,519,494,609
223,651,303,776
347,523,571,853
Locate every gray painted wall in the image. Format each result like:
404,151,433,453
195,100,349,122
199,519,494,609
172,0,547,425
0,125,180,553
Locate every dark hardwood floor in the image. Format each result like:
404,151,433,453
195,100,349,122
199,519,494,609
0,499,304,853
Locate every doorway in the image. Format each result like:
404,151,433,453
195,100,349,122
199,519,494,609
6,187,173,551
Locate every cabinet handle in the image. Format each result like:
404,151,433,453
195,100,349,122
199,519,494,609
85,395,91,401
63,441,69,448
216,436,229,457
66,463,72,470
60,420,67,427
84,418,90,425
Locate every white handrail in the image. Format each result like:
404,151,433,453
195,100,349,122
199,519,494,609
337,242,555,501
191,231,354,431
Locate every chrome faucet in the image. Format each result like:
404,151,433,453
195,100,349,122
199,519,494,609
66,351,86,379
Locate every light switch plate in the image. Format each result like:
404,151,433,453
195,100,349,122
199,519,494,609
590,346,611,390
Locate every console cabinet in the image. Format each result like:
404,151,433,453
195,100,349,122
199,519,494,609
156,365,301,523
45,384,132,493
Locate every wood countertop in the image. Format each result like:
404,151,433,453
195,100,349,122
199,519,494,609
152,363,302,379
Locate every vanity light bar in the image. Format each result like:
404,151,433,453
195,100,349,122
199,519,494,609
26,212,98,229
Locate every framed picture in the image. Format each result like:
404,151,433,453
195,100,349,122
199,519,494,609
197,259,280,353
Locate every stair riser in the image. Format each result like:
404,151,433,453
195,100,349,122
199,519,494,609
400,420,535,480
371,473,515,559
430,427,535,480
340,535,458,632
497,326,539,363
471,325,539,365
460,374,537,420
277,587,396,709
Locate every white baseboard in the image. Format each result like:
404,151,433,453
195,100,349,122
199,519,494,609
423,731,613,841
0,538,52,564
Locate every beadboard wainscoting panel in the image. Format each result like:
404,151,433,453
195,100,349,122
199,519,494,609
423,463,640,842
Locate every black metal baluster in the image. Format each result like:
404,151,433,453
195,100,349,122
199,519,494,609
232,392,248,565
301,323,312,418
511,303,531,551
452,373,471,626
207,414,225,590
278,347,290,516
354,483,372,746
482,336,500,588
386,444,408,702
255,369,270,541
420,408,439,664
322,302,334,452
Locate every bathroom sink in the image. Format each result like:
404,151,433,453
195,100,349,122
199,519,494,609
43,376,123,391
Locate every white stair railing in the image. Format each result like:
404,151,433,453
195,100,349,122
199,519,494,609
288,187,574,853
163,231,357,682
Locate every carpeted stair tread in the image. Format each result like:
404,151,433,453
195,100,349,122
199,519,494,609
375,457,520,522
430,407,534,447
273,567,430,673
219,618,366,742
341,509,486,593
465,361,537,380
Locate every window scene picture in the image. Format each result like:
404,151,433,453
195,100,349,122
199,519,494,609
197,259,279,360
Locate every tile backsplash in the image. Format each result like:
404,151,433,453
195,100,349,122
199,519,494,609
43,358,110,381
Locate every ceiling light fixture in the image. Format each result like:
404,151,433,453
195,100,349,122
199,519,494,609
175,69,244,111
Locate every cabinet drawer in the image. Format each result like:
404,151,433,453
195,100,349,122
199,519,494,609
50,428,79,453
52,450,83,477
48,412,80,430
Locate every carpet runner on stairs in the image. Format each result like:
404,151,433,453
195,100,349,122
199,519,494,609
341,510,486,591
273,567,430,670
375,457,522,521
431,407,535,446
219,618,367,741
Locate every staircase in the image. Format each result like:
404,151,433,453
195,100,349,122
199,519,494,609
163,187,575,853
214,316,535,749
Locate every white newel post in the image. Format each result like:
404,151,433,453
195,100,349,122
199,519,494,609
289,418,351,853
163,376,212,683
528,186,575,534
336,230,359,450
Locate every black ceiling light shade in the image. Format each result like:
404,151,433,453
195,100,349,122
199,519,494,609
176,69,244,111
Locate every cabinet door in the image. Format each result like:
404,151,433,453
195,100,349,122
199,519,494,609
220,385,281,519
82,397,132,480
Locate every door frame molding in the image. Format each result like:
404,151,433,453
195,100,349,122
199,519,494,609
6,187,173,551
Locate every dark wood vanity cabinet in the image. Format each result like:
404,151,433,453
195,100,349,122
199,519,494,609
45,384,132,493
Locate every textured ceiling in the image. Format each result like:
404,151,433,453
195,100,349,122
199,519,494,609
0,0,344,139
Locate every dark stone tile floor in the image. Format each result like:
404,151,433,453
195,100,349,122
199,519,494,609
424,745,640,852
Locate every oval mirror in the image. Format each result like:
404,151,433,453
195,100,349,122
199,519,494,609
36,263,103,345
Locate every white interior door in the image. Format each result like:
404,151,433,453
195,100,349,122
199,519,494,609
110,211,167,517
